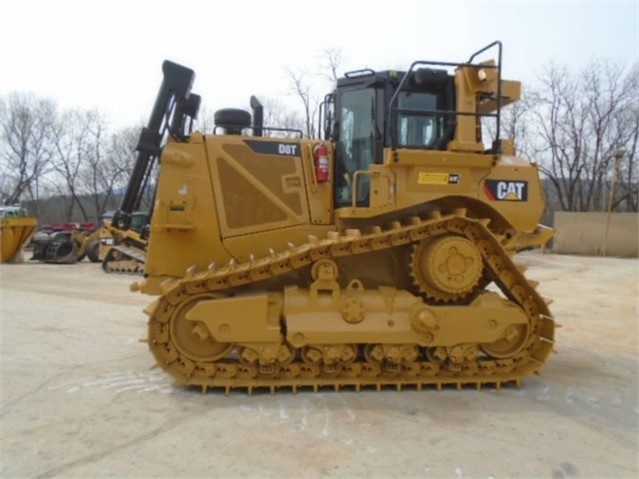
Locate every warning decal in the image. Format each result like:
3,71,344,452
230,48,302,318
418,172,460,185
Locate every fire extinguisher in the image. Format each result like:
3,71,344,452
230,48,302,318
313,143,330,183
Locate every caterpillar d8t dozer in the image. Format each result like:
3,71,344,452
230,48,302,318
121,41,555,393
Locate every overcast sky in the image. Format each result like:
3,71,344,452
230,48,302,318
2,0,637,129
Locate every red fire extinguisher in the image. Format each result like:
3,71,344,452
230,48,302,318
313,143,330,183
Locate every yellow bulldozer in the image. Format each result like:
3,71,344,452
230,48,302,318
115,41,555,393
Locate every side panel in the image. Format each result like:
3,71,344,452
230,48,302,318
206,135,334,261
146,134,338,283
338,149,546,233
207,136,310,237
481,158,547,232
145,135,229,279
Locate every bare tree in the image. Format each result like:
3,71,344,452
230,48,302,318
195,104,217,134
79,115,137,219
0,93,56,211
286,68,319,139
616,108,638,211
285,48,344,140
49,109,95,220
105,125,142,211
259,97,304,138
484,96,534,159
602,64,639,212
321,48,343,84
526,60,638,212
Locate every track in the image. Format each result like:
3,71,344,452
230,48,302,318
103,245,145,274
145,210,555,393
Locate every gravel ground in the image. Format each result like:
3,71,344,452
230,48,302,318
0,252,637,478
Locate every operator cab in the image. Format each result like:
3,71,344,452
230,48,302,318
325,67,456,207
323,41,510,208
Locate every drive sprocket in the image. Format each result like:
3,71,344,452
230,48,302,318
409,235,484,303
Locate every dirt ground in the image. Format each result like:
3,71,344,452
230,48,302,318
0,252,637,478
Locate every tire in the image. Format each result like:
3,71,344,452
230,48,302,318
87,241,100,263
46,238,77,264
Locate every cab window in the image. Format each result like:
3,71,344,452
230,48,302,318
335,88,376,206
397,92,443,148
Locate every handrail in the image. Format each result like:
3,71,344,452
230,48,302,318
213,124,304,138
387,41,504,153
318,93,334,141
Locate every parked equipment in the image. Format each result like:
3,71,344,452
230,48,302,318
121,41,555,393
0,206,37,263
31,222,100,264
29,211,149,268
98,211,149,273
100,212,149,274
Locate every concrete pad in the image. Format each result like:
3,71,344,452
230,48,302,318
1,253,637,478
